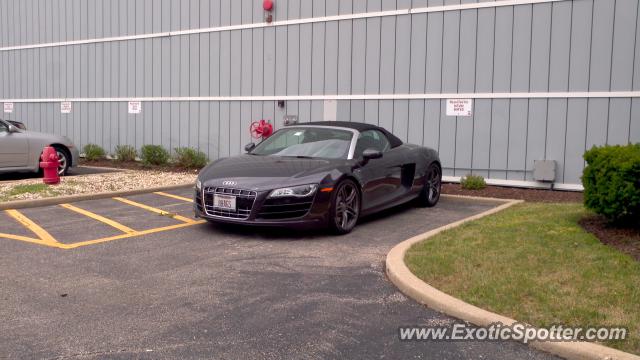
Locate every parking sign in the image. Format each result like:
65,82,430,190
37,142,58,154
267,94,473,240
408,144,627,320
446,99,473,117
128,101,142,114
61,101,72,114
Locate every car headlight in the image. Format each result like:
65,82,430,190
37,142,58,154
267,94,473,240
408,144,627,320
195,179,202,191
268,184,318,198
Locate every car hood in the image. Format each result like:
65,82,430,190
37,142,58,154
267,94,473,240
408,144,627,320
198,154,348,191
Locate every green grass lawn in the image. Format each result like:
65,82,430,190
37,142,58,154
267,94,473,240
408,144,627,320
7,183,50,197
0,183,61,202
405,203,640,354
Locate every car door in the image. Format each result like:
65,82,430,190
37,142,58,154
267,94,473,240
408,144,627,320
355,130,402,211
0,120,29,168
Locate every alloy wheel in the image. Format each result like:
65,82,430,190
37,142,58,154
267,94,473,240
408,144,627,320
334,182,360,231
426,165,441,203
56,150,68,176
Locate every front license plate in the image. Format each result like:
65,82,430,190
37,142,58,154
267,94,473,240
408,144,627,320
213,194,236,211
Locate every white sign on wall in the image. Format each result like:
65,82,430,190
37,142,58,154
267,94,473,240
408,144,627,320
446,99,473,117
3,102,14,113
128,101,142,114
323,100,337,121
61,101,72,114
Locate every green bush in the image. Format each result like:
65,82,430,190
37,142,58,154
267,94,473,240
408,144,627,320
582,144,640,222
173,147,208,169
114,145,137,162
83,144,106,161
140,145,170,166
460,174,487,190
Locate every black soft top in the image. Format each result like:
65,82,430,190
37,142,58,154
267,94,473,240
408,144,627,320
302,121,403,148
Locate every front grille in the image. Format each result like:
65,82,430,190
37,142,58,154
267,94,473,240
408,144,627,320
203,186,257,220
257,197,314,220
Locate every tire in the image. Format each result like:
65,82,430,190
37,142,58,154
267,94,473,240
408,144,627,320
53,146,71,176
417,163,441,208
329,179,361,235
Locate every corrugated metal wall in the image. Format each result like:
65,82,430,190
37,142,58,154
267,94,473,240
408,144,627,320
0,0,639,187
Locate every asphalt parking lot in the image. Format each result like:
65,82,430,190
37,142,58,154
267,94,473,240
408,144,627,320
0,189,557,359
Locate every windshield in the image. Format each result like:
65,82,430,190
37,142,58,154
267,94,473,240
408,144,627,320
250,127,354,159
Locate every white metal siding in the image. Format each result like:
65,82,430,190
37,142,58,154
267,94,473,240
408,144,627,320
0,0,638,187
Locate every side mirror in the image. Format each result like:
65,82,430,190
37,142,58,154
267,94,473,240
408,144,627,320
358,148,383,166
244,142,256,152
362,148,383,160
7,124,18,133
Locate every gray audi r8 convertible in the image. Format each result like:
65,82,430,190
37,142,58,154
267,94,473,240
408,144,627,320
194,121,441,234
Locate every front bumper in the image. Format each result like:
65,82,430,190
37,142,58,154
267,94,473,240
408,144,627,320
194,187,332,229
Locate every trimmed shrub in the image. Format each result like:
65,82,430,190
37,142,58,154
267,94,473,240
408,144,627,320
83,144,106,161
460,174,487,190
140,145,170,166
173,147,208,169
114,145,137,162
582,144,640,222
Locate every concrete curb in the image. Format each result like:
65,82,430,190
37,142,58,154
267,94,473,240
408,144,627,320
0,183,194,210
385,198,640,360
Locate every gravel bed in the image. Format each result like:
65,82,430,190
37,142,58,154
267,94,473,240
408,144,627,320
80,159,196,174
0,170,196,202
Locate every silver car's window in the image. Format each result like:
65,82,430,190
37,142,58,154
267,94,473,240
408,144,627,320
251,127,353,159
0,121,7,133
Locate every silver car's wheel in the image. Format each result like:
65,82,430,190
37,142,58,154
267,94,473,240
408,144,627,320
56,149,70,176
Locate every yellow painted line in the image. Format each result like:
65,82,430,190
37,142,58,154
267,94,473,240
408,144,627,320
59,203,137,234
0,233,64,248
154,192,194,203
1,198,205,250
112,197,196,224
62,220,206,249
5,209,58,244
0,232,40,242
0,232,47,243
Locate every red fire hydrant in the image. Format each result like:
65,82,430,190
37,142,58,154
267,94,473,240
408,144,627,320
40,146,60,185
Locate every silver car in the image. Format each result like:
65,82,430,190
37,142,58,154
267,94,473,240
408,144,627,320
0,119,79,176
